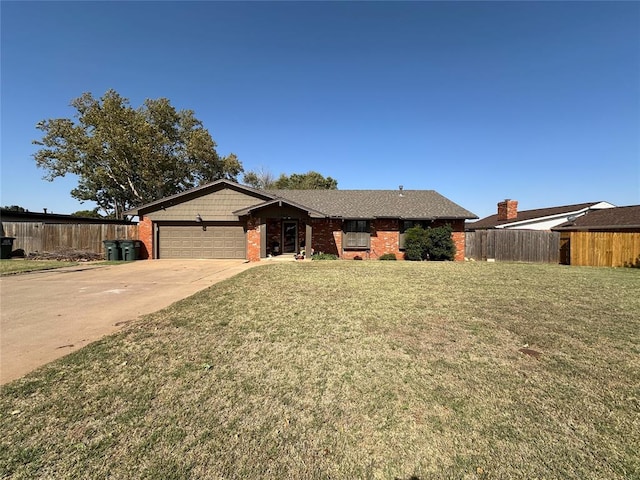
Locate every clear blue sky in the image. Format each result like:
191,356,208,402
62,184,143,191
2,1,639,219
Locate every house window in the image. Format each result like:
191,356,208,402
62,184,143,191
343,220,370,249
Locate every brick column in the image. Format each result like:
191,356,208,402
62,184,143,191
138,216,153,259
452,231,466,262
246,217,261,262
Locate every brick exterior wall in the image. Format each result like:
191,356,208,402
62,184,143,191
309,218,465,261
310,218,341,256
246,217,261,262
138,216,153,259
371,219,400,259
341,250,367,260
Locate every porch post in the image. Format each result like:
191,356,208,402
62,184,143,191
260,221,267,258
305,222,313,258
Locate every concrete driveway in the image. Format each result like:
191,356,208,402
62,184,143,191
0,259,256,384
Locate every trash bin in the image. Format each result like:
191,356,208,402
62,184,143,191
103,240,121,261
1,237,15,259
119,240,140,261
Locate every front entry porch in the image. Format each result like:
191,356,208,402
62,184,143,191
264,218,311,258
237,199,326,262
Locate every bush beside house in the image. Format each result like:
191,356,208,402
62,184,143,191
404,225,456,261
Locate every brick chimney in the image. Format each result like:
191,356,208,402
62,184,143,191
497,199,518,221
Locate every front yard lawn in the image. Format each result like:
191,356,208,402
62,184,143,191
1,262,638,479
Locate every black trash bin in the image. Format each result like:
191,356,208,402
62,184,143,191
1,237,15,259
103,240,121,261
119,240,140,261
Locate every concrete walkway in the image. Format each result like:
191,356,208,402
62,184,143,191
0,259,256,384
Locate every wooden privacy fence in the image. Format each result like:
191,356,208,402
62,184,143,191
565,232,640,267
1,222,138,255
466,230,560,263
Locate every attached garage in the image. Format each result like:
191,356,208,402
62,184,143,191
158,224,246,259
124,181,270,260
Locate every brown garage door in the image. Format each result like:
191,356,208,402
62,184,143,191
158,224,246,259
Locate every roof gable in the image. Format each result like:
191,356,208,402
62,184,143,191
233,198,326,218
124,180,274,216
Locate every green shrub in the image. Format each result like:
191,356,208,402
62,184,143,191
312,253,338,261
427,224,456,261
404,226,428,261
378,253,397,260
403,224,456,261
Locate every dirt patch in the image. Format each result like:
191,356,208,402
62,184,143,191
519,348,542,359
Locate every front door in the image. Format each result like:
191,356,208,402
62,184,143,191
282,221,298,254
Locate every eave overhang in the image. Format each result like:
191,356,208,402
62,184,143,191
552,224,640,232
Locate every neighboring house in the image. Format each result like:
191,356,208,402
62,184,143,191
552,205,640,233
467,199,616,231
552,205,640,267
124,180,477,261
0,209,133,225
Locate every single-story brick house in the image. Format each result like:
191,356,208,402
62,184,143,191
125,180,477,261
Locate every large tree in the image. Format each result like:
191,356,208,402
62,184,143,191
2,205,27,212
243,169,337,190
33,89,242,218
71,208,104,218
274,171,338,189
242,167,277,189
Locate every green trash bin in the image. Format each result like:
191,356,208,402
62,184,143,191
1,237,15,259
119,240,140,261
103,240,121,261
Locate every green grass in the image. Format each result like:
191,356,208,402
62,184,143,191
1,262,638,479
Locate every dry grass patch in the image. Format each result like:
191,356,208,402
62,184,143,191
1,262,638,479
0,260,80,275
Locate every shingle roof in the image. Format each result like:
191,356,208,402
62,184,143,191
266,189,477,219
124,179,477,220
467,202,603,230
552,205,640,231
